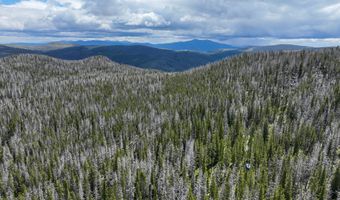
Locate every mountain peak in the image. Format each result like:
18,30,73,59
156,39,235,52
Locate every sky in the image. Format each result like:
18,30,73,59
0,0,340,46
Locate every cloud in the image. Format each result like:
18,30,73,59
0,0,51,30
125,12,171,28
0,0,340,45
54,0,83,9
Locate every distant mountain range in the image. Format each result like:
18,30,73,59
7,39,236,53
0,40,313,71
154,39,236,52
63,39,236,53
0,44,241,71
0,45,35,57
6,42,77,51
44,45,241,71
244,44,311,52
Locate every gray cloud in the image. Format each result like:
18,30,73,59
0,0,340,45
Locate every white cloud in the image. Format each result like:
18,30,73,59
0,0,340,45
54,0,84,9
125,12,170,27
6,0,48,9
0,0,52,30
180,15,206,23
320,2,340,14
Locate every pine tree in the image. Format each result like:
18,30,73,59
330,167,340,200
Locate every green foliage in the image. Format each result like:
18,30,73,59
0,49,338,199
2,112,19,145
134,169,148,200
310,165,327,200
331,166,340,200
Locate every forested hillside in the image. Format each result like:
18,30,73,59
0,44,241,72
0,46,35,58
0,48,339,199
44,45,241,71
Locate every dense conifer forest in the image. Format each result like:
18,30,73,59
0,48,339,199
